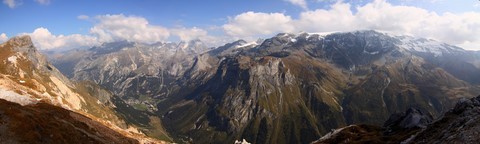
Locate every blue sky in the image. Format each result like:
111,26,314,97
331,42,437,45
1,0,480,50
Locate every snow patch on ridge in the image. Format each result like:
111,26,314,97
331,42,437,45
397,36,446,56
318,125,354,141
290,38,297,43
363,50,380,55
308,31,338,37
306,31,341,39
234,139,251,144
236,41,258,48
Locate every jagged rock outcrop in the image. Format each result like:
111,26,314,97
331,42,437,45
312,107,433,144
383,108,433,135
410,95,480,143
313,95,480,144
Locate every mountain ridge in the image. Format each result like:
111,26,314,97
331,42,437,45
48,30,480,143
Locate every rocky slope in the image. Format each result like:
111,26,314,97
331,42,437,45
51,30,480,143
0,99,138,144
0,36,164,143
49,40,209,141
311,107,432,144
410,95,480,143
313,95,480,144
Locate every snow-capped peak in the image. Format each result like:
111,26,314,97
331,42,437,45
304,31,340,40
395,36,463,57
307,31,338,37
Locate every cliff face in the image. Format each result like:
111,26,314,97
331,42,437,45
51,30,480,143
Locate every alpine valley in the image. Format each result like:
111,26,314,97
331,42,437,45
2,30,480,143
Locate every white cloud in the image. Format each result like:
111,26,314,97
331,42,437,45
352,0,480,50
458,41,480,51
223,11,294,40
3,0,21,8
295,2,356,32
9,0,480,50
171,27,232,46
11,14,225,50
34,0,49,5
77,15,89,20
171,27,208,41
400,0,443,4
0,33,8,43
90,14,170,43
285,0,308,10
222,0,480,50
25,27,99,50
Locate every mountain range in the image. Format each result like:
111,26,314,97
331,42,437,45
1,30,480,143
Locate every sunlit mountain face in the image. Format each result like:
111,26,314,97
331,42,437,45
1,0,480,143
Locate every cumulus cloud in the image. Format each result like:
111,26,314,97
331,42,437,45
223,0,480,50
14,14,226,50
223,11,294,40
353,0,480,50
10,0,480,50
171,27,232,46
90,14,170,43
3,0,21,8
285,0,308,10
295,2,355,32
0,33,8,43
25,27,99,50
171,27,208,41
34,0,49,5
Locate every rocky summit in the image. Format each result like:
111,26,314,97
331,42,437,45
47,30,480,143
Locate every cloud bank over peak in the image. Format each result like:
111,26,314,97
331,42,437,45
90,14,170,43
24,27,98,50
222,0,480,50
223,11,294,39
16,14,218,50
6,0,480,51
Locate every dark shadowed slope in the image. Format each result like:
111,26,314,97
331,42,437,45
0,99,139,144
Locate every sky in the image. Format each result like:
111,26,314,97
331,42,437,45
1,0,480,50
